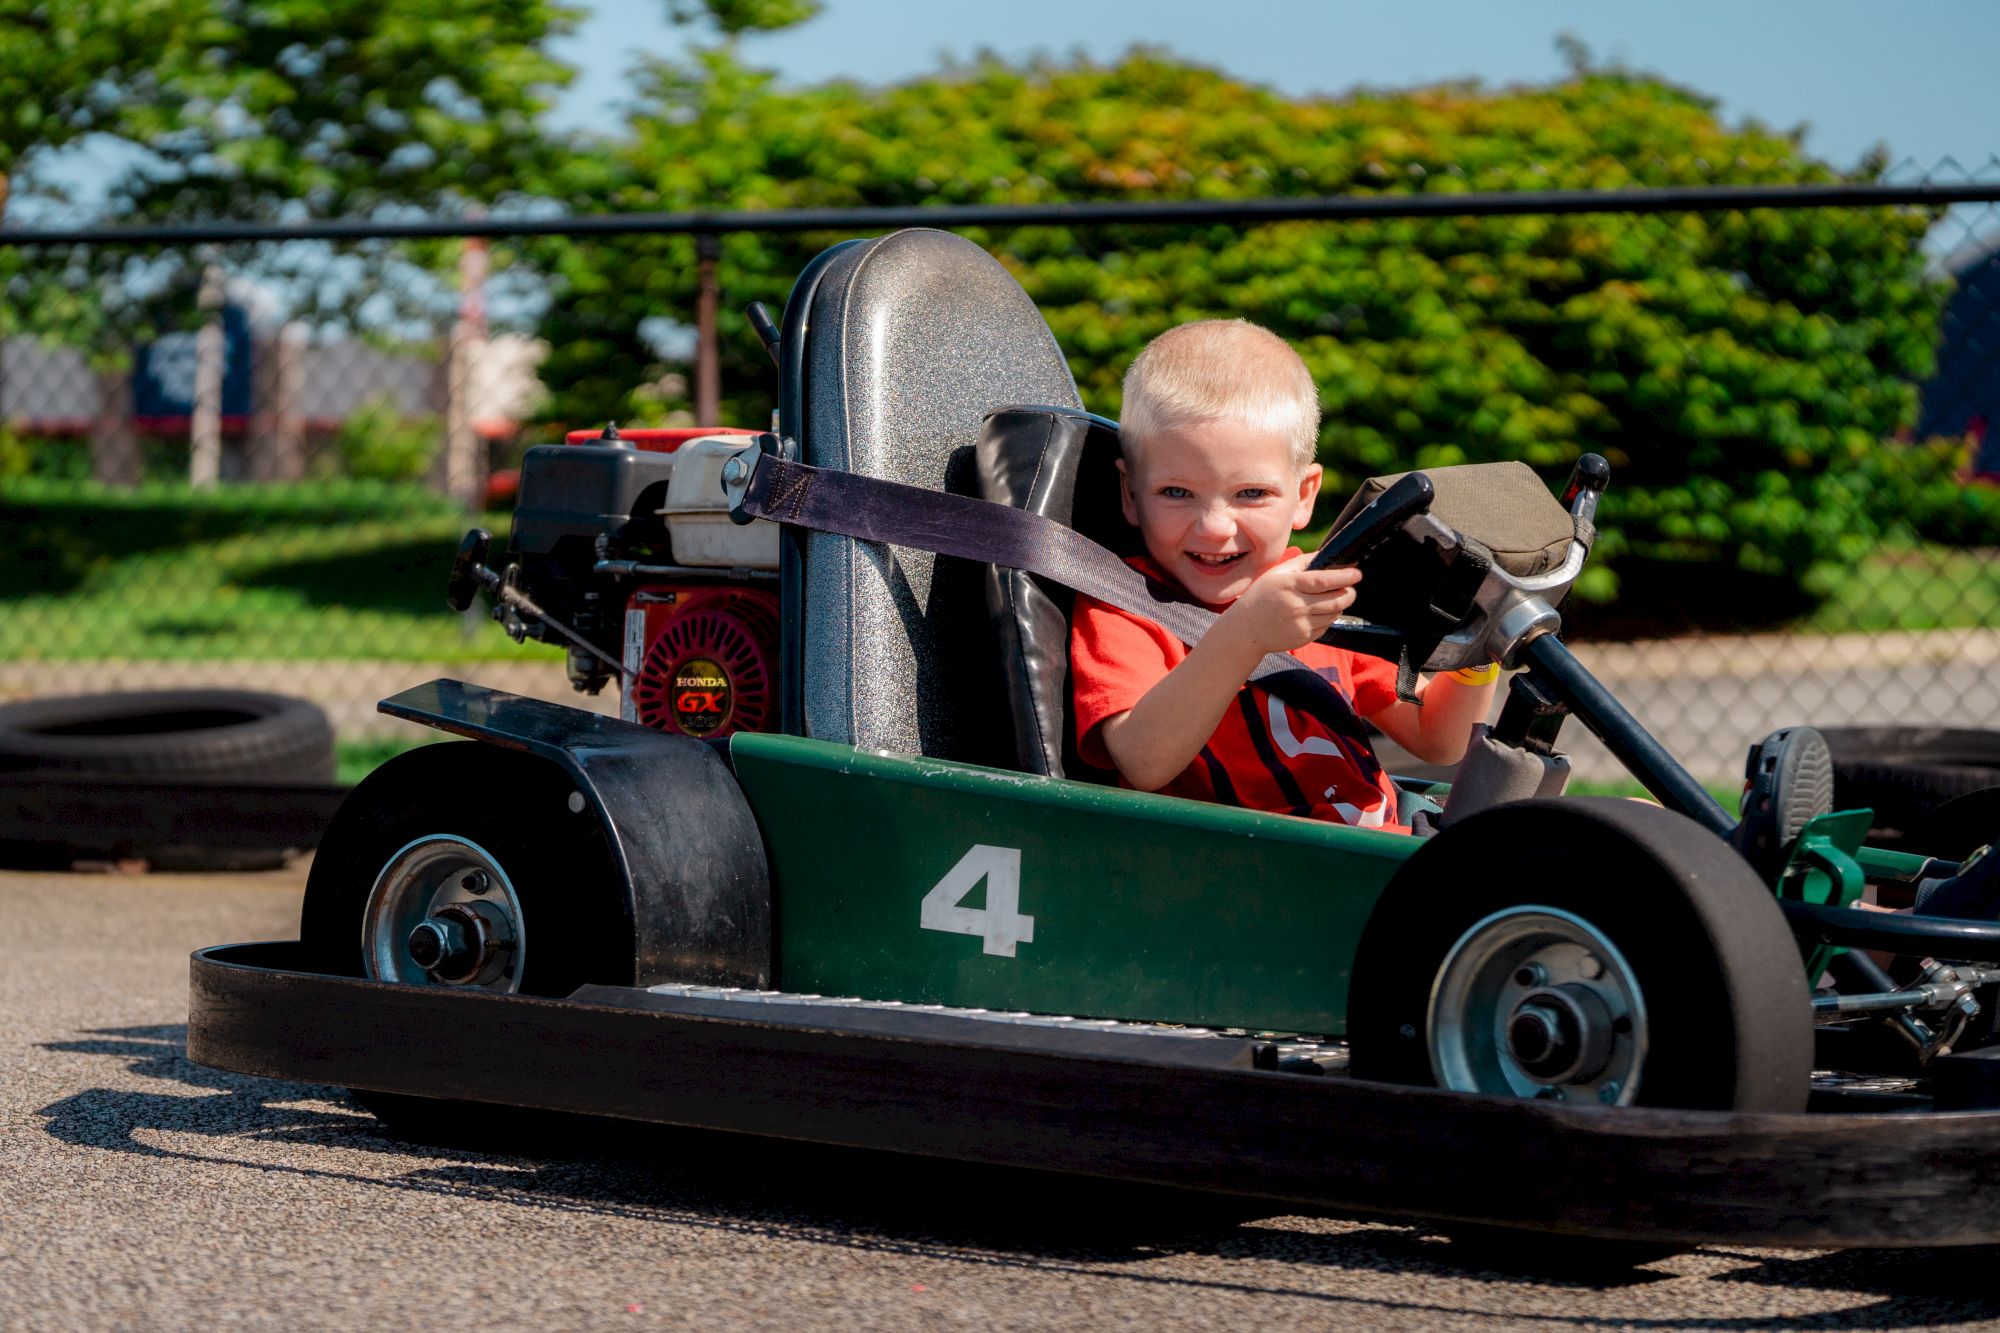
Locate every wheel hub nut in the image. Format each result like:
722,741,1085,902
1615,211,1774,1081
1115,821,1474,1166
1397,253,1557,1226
1508,1004,1571,1075
407,902,497,983
1507,984,1616,1086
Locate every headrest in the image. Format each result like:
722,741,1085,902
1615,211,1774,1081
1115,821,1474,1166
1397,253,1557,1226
1331,461,1574,578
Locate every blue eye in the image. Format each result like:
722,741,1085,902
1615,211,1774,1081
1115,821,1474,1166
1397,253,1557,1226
1160,486,1192,499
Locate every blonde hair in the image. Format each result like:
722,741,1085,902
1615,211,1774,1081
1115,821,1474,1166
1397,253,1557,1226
1120,320,1320,472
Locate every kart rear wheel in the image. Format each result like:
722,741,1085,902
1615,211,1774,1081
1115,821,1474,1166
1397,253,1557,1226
1347,798,1813,1113
300,741,627,998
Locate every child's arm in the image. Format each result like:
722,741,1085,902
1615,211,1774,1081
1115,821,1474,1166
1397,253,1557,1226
1369,665,1499,766
1098,555,1360,790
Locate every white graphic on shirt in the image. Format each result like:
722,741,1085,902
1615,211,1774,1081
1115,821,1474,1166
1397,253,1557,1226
1265,696,1387,827
1267,695,1344,758
1328,793,1389,828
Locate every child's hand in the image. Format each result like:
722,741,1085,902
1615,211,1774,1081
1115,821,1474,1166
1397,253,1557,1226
1218,552,1361,656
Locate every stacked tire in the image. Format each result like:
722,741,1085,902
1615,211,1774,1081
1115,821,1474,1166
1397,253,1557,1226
0,689,338,872
1822,726,2000,856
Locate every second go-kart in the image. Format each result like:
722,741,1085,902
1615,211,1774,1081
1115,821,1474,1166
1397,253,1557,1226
192,229,2000,1248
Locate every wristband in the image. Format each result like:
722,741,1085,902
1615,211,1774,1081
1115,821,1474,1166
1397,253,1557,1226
1447,662,1499,686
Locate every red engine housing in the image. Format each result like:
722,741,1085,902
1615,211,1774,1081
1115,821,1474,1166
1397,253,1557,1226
621,585,780,740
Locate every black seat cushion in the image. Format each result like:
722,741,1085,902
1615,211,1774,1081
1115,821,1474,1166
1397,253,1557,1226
968,406,1134,778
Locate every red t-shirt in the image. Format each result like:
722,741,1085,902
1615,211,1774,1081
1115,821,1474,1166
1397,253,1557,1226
1071,555,1406,831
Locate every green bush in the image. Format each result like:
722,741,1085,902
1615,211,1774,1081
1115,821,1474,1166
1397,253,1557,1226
335,395,443,483
1860,438,2000,547
0,426,31,481
528,44,1949,615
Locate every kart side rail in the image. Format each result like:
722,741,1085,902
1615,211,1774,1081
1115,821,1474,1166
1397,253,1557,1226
192,942,2000,1249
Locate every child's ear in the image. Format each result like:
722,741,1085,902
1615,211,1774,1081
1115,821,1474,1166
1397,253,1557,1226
1291,463,1324,530
1117,457,1140,527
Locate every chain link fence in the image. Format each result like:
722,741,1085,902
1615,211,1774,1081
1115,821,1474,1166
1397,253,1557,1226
4,169,1997,787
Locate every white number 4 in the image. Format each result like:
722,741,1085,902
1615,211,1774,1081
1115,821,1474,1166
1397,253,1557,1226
919,844,1035,957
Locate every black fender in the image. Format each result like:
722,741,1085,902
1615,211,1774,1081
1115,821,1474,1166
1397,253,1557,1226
379,678,771,988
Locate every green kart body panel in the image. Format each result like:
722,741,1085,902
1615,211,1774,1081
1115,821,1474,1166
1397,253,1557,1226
728,731,1413,1034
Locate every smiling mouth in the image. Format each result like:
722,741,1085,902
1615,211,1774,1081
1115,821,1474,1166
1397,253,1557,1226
1186,551,1246,571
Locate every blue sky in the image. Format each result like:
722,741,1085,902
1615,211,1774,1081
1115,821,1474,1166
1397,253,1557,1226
550,0,1999,176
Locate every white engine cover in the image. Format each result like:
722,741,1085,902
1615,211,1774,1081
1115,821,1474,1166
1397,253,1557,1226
660,436,781,569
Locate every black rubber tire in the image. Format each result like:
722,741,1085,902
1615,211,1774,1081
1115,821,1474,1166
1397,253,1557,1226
300,741,629,998
146,846,293,874
1822,726,2000,846
1901,787,2000,864
1347,798,1813,1113
0,689,334,783
0,816,303,875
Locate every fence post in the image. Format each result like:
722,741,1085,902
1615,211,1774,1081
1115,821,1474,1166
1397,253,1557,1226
695,232,720,427
442,233,488,507
247,321,306,482
277,323,305,479
89,361,141,487
189,262,225,488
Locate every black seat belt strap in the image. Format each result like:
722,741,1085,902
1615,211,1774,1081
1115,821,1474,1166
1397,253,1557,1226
735,450,1379,738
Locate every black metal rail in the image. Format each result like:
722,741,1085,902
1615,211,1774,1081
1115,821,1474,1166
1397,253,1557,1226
7,181,1999,249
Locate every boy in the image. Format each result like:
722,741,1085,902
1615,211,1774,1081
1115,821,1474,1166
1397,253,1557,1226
1071,320,1497,831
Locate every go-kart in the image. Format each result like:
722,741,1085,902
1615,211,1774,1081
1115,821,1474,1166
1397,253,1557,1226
191,229,2000,1249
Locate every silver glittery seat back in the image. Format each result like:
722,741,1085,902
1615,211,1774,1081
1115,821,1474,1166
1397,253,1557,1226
795,229,1083,757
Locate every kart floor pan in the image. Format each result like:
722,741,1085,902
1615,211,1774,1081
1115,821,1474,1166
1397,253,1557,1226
191,942,2000,1248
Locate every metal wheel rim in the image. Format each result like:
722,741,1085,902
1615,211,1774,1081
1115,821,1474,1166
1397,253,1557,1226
1426,905,1648,1106
361,834,527,992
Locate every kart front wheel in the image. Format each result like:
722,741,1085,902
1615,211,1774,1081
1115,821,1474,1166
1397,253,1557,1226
1347,798,1813,1113
300,741,626,998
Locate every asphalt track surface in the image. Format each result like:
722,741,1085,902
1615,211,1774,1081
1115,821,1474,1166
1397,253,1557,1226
7,867,2000,1331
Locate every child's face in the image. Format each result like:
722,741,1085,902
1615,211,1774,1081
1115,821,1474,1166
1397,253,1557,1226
1118,422,1323,606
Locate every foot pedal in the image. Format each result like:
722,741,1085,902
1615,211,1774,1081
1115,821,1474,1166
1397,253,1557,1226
1733,726,1834,881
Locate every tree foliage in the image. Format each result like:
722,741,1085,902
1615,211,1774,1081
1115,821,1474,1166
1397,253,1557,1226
109,0,577,223
0,0,203,200
4,0,575,220
531,41,1954,603
2,0,577,352
667,0,821,39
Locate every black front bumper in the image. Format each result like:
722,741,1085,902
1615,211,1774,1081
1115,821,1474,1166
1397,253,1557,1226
192,942,2000,1248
